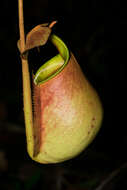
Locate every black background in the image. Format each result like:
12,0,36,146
0,1,127,190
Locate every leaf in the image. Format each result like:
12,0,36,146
25,23,51,52
17,21,57,57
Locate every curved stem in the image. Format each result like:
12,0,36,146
49,21,57,29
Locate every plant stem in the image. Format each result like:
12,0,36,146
18,0,34,157
95,162,127,190
18,0,25,52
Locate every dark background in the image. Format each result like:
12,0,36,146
0,0,127,190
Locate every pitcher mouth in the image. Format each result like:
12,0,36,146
34,34,69,85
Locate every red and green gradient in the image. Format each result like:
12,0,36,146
26,35,103,163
